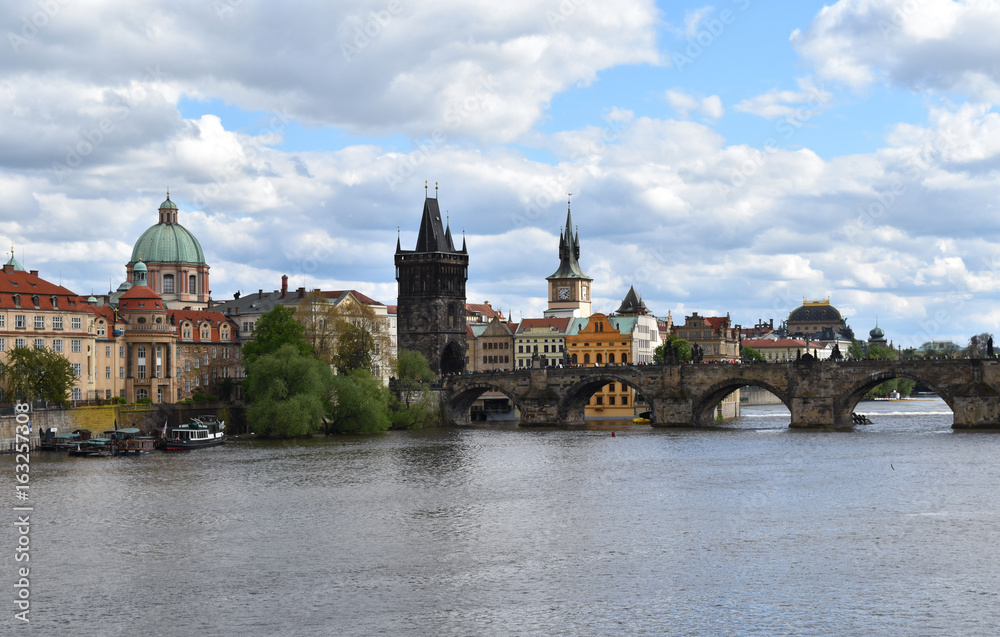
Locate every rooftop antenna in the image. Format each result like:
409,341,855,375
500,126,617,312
435,182,438,198
424,180,428,197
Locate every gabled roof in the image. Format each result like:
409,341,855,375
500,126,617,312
743,338,807,348
566,314,636,336
466,302,504,321
117,285,167,311
516,317,572,335
168,309,239,343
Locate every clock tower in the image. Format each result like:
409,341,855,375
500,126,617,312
544,201,592,318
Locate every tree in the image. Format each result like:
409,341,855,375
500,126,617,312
865,344,896,360
741,346,765,362
297,290,338,363
326,369,391,434
848,339,866,360
0,346,77,406
394,350,435,408
244,344,334,437
328,299,394,380
242,305,311,367
654,335,692,364
333,321,375,374
965,332,993,359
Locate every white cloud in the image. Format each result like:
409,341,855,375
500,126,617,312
665,89,724,119
791,0,1000,102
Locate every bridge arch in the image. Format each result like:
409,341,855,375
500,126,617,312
444,381,526,425
558,372,654,424
835,367,954,426
692,379,791,425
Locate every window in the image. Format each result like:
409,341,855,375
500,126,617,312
234,349,240,360
96,325,105,336
609,396,616,406
34,338,44,349
0,338,4,351
51,296,58,309
15,338,26,349
185,360,191,372
221,328,229,341
183,328,192,339
136,389,148,400
34,315,44,329
105,345,111,357
203,355,209,366
621,353,627,364
71,317,82,330
72,363,81,377
120,366,125,379
200,324,210,340
71,339,81,353
15,315,25,329
51,338,62,353
595,396,603,405
584,353,590,364
105,366,111,379
137,345,146,379
119,346,125,358
223,347,229,359
212,347,217,359
622,395,628,405
184,380,191,393
0,315,4,327
189,274,197,295
156,346,162,378
194,357,199,369
163,274,175,294
72,388,81,401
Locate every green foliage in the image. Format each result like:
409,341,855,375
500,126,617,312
848,339,866,360
389,386,440,429
394,350,435,407
965,332,994,358
741,346,765,362
332,321,375,374
245,343,334,438
865,377,916,399
218,378,235,402
654,335,692,364
0,346,77,406
327,369,391,434
136,397,153,405
865,344,896,360
192,392,208,403
242,305,311,367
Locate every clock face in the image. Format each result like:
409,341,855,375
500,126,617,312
558,287,570,300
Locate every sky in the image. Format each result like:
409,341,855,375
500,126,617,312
3,0,1000,349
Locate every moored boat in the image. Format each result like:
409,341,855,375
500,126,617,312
158,416,225,451
68,437,113,457
39,428,83,451
105,428,157,455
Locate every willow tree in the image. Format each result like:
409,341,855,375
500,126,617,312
0,346,77,406
244,343,334,437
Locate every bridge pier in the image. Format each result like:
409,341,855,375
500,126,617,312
788,395,841,429
650,396,696,427
951,383,1000,429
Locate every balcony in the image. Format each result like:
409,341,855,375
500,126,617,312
124,324,175,333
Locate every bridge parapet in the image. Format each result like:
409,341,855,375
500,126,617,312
439,359,1000,429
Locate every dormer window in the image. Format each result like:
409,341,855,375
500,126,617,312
138,302,145,308
32,295,40,309
137,317,147,324
51,296,58,309
12,294,20,308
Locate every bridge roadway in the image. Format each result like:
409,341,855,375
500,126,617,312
441,359,1000,429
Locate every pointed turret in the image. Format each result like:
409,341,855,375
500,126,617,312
616,285,648,315
547,205,590,281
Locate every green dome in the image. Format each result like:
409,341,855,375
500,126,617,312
159,195,178,210
130,223,206,265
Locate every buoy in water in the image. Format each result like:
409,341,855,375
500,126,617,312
611,431,616,437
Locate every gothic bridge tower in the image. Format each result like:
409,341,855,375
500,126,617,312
395,190,469,376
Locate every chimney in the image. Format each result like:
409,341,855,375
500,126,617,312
281,275,288,298
297,287,305,298
2,264,11,273
258,289,263,299
30,270,38,276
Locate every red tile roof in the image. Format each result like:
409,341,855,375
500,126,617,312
0,269,82,310
516,317,571,333
743,339,808,348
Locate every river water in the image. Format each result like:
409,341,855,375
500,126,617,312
4,397,1000,636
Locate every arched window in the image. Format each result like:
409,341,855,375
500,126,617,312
596,353,603,364
571,353,578,364
584,353,590,365
136,389,148,400
621,353,627,364
608,353,615,364
189,275,197,295
163,274,175,294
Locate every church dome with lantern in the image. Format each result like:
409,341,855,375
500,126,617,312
126,193,211,310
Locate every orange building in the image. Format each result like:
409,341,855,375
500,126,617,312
565,313,636,419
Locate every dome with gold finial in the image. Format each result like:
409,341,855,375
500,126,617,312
129,193,206,266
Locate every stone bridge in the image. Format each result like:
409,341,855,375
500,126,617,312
440,359,1000,429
